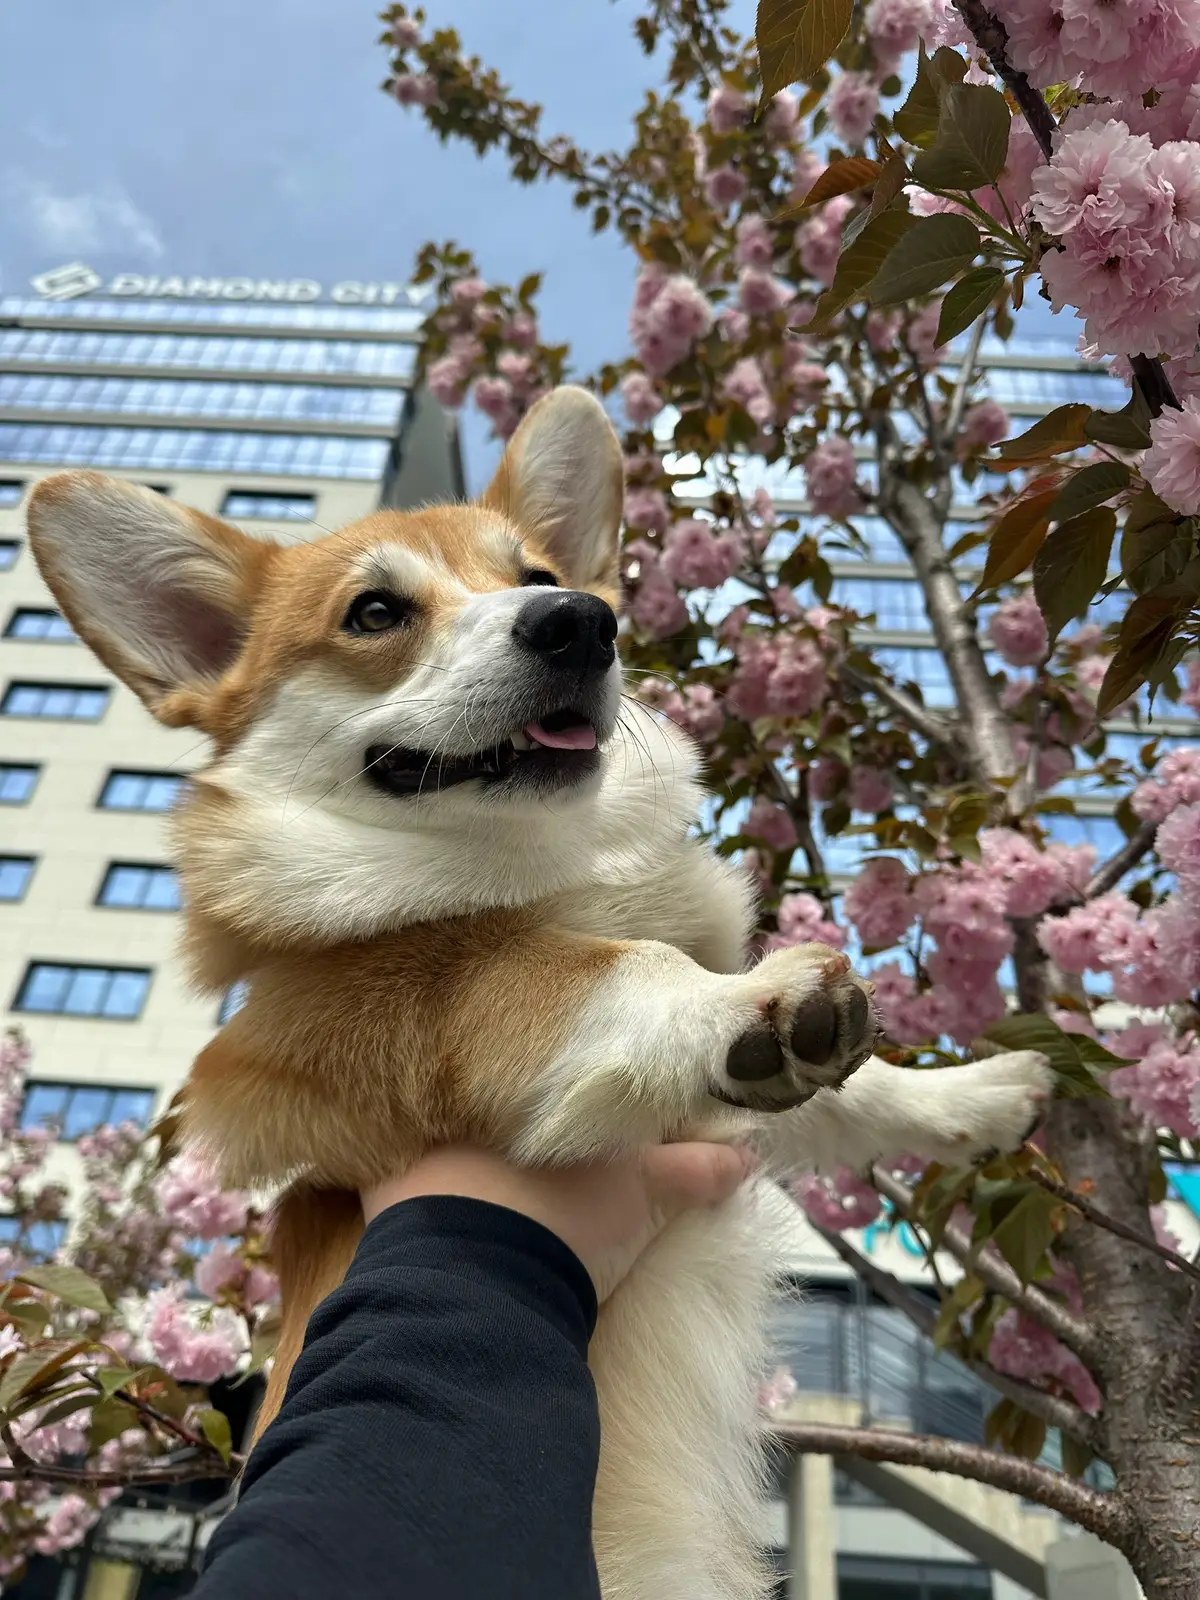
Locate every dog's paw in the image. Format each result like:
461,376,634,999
713,944,880,1113
915,1049,1055,1166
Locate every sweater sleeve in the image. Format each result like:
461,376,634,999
193,1195,602,1600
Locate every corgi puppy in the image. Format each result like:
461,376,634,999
28,387,1052,1600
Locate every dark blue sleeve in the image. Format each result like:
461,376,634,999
194,1195,601,1600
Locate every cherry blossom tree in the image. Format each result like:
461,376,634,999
0,1029,276,1584
376,0,1200,1589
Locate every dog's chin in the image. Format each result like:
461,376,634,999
363,711,607,803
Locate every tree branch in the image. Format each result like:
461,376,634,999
812,1218,1104,1450
0,1453,233,1489
1026,1167,1200,1285
839,664,957,749
944,314,988,450
872,1166,1100,1364
1085,820,1157,898
769,1419,1127,1542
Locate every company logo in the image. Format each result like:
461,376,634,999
29,262,104,302
28,264,430,309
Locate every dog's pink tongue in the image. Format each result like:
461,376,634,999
525,720,597,751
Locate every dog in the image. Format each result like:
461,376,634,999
28,386,1052,1600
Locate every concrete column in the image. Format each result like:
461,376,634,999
1044,1532,1141,1600
787,1451,838,1600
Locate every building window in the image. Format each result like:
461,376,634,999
222,490,317,522
14,962,152,1020
4,608,77,642
19,1080,157,1140
0,541,19,572
0,327,416,381
1,682,109,721
218,980,249,1024
0,764,39,804
0,373,403,429
97,769,184,812
0,481,24,508
0,857,35,902
838,1556,992,1600
0,423,390,482
97,861,182,911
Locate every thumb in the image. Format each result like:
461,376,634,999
639,1142,756,1221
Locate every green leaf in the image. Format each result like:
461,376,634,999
989,1190,1059,1283
756,0,854,99
1098,594,1194,717
869,151,911,219
932,1273,985,1348
1120,490,1193,595
89,1396,138,1451
782,156,883,216
936,266,1005,345
867,213,981,306
16,1266,110,1316
1074,1036,1133,1071
974,487,1059,592
983,1013,1108,1099
197,1406,234,1465
1061,1433,1095,1480
911,84,1012,190
809,210,916,329
1048,462,1131,526
893,45,966,146
93,1365,140,1400
0,1341,89,1412
997,405,1092,465
1084,384,1152,450
32,1389,99,1430
1032,505,1117,643
1009,1408,1048,1462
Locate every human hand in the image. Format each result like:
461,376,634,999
361,1142,756,1302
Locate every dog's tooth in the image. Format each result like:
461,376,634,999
510,729,533,752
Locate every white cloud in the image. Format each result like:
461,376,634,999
7,175,165,260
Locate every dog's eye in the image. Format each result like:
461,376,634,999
521,569,559,587
343,590,413,634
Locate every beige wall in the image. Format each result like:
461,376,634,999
0,463,381,1114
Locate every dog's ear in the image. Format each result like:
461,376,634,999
481,386,623,598
27,472,276,725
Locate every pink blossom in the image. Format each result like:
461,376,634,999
736,214,775,270
1113,1035,1200,1135
631,577,688,639
391,17,421,48
194,1240,245,1300
1036,891,1137,972
34,1494,99,1558
906,303,945,365
722,356,774,425
765,91,800,146
809,756,847,800
630,271,715,377
1132,748,1200,821
793,1168,882,1230
1182,658,1200,713
624,487,671,533
747,798,799,852
504,310,539,347
843,857,915,948
473,375,519,438
496,350,535,390
144,1288,246,1384
960,399,1011,453
1143,397,1200,515
426,353,471,407
759,1366,798,1411
867,309,902,351
783,347,829,406
805,434,862,518
156,1153,248,1240
392,71,438,107
922,0,975,46
866,0,935,69
739,267,792,318
705,164,748,209
988,1308,1103,1412
980,827,1079,915
766,638,830,716
1098,904,1196,1006
870,961,930,1044
849,766,894,813
662,519,743,588
449,277,488,309
791,148,825,205
718,306,751,346
1159,802,1200,897
826,73,880,145
245,1263,279,1307
774,892,846,949
708,83,749,134
667,683,725,743
988,592,1049,667
796,196,852,286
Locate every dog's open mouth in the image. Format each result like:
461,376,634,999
364,708,601,797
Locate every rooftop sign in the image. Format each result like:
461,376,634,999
29,262,430,308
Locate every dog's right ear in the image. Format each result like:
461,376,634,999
27,472,276,726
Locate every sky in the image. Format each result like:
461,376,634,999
2,0,1069,492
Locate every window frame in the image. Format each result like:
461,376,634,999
0,856,35,903
96,769,185,812
13,961,153,1021
18,1078,157,1140
0,681,110,721
0,763,39,805
3,607,77,643
95,860,183,912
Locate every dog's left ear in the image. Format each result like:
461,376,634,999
481,386,623,598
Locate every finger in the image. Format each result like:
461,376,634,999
639,1142,756,1216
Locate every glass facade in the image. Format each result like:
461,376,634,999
0,372,404,428
1,681,110,720
0,856,34,902
222,490,317,521
0,763,39,804
97,770,184,811
0,423,389,478
939,363,1126,412
96,862,183,911
14,962,152,1019
4,607,76,642
0,480,24,507
0,327,416,381
20,1080,157,1138
0,296,424,335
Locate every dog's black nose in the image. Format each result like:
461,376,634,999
513,590,618,675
